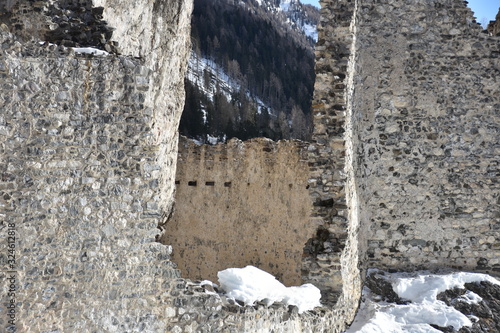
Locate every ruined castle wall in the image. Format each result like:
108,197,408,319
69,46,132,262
349,0,500,273
93,0,194,216
0,1,348,332
304,0,366,328
0,36,178,332
0,0,193,330
2,0,498,332
162,136,315,287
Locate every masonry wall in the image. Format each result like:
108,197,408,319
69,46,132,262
93,0,194,217
303,0,366,326
0,0,193,331
162,136,314,286
348,0,500,273
0,35,175,332
0,2,352,332
2,0,498,332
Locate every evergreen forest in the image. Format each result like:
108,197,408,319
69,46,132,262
179,0,317,143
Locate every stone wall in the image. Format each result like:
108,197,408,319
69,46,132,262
346,0,500,275
0,0,193,331
1,0,498,332
93,0,194,217
161,136,314,286
487,8,500,36
303,0,366,326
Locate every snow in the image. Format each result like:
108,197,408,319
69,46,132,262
38,42,109,56
279,0,293,11
391,271,498,303
186,52,273,115
302,23,318,41
217,265,322,313
72,47,109,56
345,270,500,333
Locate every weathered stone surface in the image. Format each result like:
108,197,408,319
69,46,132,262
437,281,500,332
93,0,194,218
1,0,499,332
162,136,314,286
362,271,500,333
0,0,193,331
487,8,500,36
302,0,367,327
160,278,345,333
348,0,500,276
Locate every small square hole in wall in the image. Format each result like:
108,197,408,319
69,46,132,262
175,180,180,185
224,182,232,187
188,181,197,186
206,181,215,186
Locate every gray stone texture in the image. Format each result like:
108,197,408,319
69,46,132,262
348,0,500,275
0,0,193,331
487,8,500,36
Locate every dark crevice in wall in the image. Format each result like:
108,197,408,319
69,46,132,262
45,1,115,50
1,0,118,52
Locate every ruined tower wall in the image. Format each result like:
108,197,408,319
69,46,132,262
0,35,176,333
93,0,194,216
0,0,193,331
348,0,500,273
305,0,366,326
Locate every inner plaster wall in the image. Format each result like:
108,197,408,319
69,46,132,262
162,136,314,286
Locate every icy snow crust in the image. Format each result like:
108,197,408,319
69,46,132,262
346,270,500,333
217,265,322,313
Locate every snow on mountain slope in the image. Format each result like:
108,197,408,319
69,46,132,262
187,52,271,115
239,0,319,43
182,0,316,142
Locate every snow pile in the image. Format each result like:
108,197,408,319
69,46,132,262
346,270,500,333
38,42,109,56
217,265,321,313
73,47,109,56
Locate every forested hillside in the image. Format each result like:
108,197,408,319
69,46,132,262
179,0,318,143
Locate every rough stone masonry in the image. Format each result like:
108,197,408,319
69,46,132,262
0,0,499,333
0,0,193,331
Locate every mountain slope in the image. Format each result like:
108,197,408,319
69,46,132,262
179,0,319,143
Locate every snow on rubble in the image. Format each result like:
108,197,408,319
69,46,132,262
345,270,500,333
216,265,322,313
